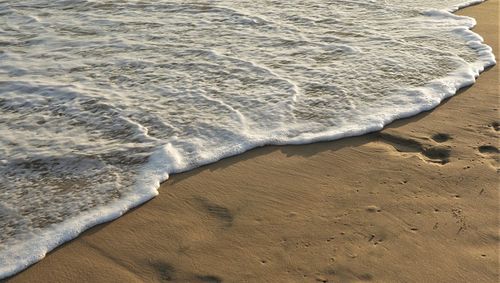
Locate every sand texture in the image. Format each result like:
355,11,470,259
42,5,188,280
5,1,499,282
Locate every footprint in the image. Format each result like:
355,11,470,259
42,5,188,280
195,275,223,283
195,197,233,227
365,205,382,213
490,121,499,131
422,146,451,164
315,275,328,282
478,145,499,154
431,133,451,143
378,132,422,153
379,132,450,164
477,145,499,168
150,261,175,281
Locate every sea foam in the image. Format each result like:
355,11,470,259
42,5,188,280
0,0,495,278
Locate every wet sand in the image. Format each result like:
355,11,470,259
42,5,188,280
6,1,499,282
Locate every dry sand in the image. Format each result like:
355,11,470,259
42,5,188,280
5,1,499,282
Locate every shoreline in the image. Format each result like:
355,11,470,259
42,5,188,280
5,1,499,282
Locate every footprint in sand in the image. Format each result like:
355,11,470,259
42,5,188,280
365,205,382,213
378,132,451,164
150,261,175,281
431,133,451,143
490,121,499,131
195,197,234,227
478,145,499,154
477,145,499,168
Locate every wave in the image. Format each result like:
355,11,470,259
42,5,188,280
0,0,495,278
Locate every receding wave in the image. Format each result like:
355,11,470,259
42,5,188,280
0,0,495,278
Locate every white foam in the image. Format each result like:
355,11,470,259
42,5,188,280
0,0,495,278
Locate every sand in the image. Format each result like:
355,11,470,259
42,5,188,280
5,1,499,282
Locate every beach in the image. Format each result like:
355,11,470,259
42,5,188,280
5,1,499,282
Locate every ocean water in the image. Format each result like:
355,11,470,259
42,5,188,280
0,0,495,277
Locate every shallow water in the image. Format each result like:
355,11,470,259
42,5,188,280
0,0,495,277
